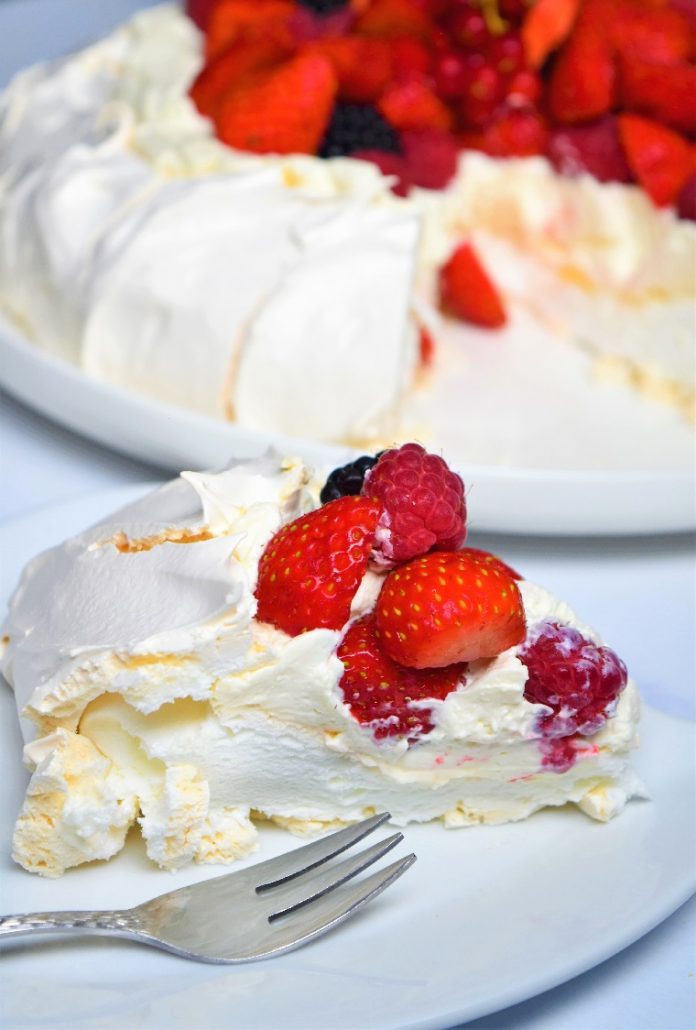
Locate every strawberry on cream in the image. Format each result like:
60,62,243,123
1,450,644,878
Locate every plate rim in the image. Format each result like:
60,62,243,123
1,312,694,491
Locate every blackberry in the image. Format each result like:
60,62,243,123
297,0,348,13
318,104,402,159
320,453,383,503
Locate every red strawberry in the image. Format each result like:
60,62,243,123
337,615,467,741
400,128,459,189
255,496,380,636
354,0,434,41
547,117,632,184
215,54,337,155
547,3,616,124
613,2,693,65
457,548,522,581
378,80,454,132
389,37,432,83
618,114,694,207
375,550,526,668
438,242,507,329
362,442,467,566
205,1,295,62
308,37,393,104
418,325,436,367
618,58,696,136
190,39,292,119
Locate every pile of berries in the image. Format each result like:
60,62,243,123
187,0,695,216
253,442,628,752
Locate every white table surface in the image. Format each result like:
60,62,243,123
1,1,695,1026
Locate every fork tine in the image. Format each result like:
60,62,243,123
267,832,403,920
258,854,417,958
253,812,391,890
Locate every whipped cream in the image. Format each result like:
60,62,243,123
1,453,644,877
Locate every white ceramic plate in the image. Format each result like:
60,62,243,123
2,313,695,537
0,490,694,1029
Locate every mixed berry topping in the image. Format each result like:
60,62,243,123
319,102,402,158
519,621,629,738
320,452,382,503
362,442,467,565
257,443,628,755
337,614,467,741
188,0,695,217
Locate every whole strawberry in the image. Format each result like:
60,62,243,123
362,442,466,566
255,496,380,636
337,614,467,741
375,549,526,668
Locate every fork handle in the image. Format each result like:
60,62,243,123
0,910,134,940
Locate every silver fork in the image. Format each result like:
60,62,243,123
0,813,415,963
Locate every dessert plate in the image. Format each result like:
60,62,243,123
1,312,695,536
0,489,694,1029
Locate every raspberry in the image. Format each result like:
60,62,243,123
318,103,402,158
337,614,466,741
519,621,628,738
320,453,382,503
362,443,466,566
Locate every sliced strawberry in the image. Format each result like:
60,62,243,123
215,54,337,155
521,0,582,69
619,113,694,207
337,615,466,741
308,37,393,104
255,496,380,636
613,2,693,65
618,57,696,136
375,551,526,668
547,116,631,184
190,39,292,119
438,242,507,329
378,80,453,132
400,128,459,189
389,37,432,83
206,1,295,62
354,0,434,41
547,1,617,123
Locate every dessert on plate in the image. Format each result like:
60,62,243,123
0,0,694,440
1,443,643,877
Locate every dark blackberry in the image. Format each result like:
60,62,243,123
320,453,383,503
297,0,348,13
318,104,402,159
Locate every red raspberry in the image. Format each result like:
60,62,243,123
362,443,466,566
337,615,467,742
400,128,459,190
519,621,628,738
